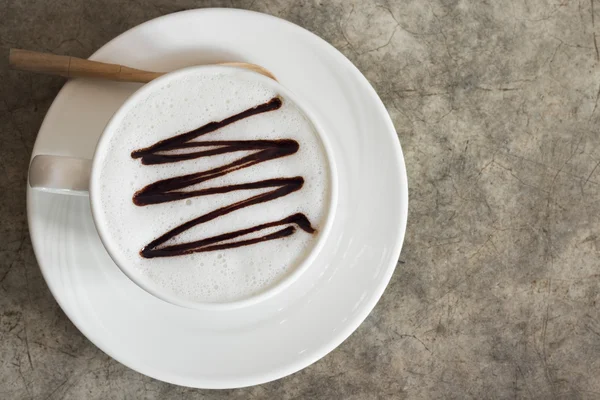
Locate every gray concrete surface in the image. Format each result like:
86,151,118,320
2,0,600,398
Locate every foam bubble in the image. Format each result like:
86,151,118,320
96,69,331,304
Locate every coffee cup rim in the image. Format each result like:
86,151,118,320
89,65,338,310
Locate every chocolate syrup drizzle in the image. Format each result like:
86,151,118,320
131,97,316,258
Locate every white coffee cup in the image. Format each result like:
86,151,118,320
29,66,337,309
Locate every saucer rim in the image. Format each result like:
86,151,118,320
27,7,408,389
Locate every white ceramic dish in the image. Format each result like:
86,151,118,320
27,8,408,388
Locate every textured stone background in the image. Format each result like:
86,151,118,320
2,0,600,398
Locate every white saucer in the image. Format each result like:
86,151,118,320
27,9,408,388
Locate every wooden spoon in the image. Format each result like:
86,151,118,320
8,48,277,83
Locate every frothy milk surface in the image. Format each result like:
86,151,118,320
94,69,331,303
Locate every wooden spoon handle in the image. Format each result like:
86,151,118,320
9,48,163,83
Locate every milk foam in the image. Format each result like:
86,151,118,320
95,69,331,303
